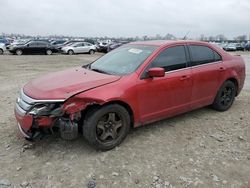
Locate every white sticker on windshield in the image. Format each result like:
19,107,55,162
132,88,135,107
128,48,143,54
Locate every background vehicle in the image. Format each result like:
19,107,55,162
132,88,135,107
96,42,110,53
245,43,250,51
223,43,237,51
61,42,96,55
50,40,67,46
0,38,10,46
0,43,6,54
6,39,30,50
56,40,85,50
235,43,245,51
15,41,245,150
107,42,123,52
8,40,58,55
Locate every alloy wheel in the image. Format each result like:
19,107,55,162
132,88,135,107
68,50,74,55
96,112,124,142
16,50,22,55
46,49,52,55
219,86,234,107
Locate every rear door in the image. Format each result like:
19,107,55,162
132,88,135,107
73,43,83,54
36,41,48,54
188,44,223,109
81,42,91,53
25,42,38,54
137,45,193,123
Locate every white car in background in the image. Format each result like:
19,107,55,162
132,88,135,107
6,39,30,50
61,42,96,55
0,43,6,54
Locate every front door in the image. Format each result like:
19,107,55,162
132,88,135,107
25,42,38,54
137,45,193,124
73,43,84,54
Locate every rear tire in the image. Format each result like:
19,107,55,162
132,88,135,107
46,49,52,55
212,80,236,111
0,49,3,55
83,104,130,150
68,50,74,55
89,49,95,55
16,49,23,55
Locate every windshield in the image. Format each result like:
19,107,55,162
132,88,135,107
89,45,157,75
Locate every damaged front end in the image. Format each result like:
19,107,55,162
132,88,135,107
15,90,82,141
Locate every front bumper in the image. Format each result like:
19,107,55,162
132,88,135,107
60,49,68,54
14,106,33,138
14,90,64,139
17,123,31,138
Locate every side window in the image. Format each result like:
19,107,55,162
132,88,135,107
150,46,187,71
74,43,82,47
37,42,47,47
84,43,91,46
189,45,221,66
27,42,37,47
214,51,222,61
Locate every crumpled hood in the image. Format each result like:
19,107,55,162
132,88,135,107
23,67,121,100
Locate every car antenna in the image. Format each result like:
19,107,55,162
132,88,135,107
182,31,190,40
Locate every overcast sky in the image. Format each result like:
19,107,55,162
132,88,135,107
0,0,249,39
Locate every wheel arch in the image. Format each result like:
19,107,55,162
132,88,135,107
15,48,23,55
104,100,134,127
225,77,239,96
82,100,135,128
67,49,74,54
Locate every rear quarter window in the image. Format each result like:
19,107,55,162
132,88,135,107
189,45,222,66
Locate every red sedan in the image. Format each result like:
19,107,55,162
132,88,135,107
15,40,245,150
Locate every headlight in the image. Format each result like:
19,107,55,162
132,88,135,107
29,103,63,116
29,104,55,115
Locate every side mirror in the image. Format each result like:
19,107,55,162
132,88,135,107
148,67,165,78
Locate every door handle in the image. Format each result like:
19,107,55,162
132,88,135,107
180,75,190,81
219,67,226,72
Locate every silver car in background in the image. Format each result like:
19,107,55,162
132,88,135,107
61,42,96,55
0,43,7,54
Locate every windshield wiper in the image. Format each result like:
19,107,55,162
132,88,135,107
83,64,110,74
90,68,110,74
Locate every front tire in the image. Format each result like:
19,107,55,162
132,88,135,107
212,80,236,111
0,49,3,55
16,49,23,55
68,50,74,55
83,104,131,150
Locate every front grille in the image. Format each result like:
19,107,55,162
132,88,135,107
15,90,35,115
15,89,65,116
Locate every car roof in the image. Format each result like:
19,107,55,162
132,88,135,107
73,42,83,44
29,40,49,42
129,40,211,47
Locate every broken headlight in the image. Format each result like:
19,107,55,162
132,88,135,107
29,103,63,116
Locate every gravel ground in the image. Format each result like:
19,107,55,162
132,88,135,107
0,52,249,188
